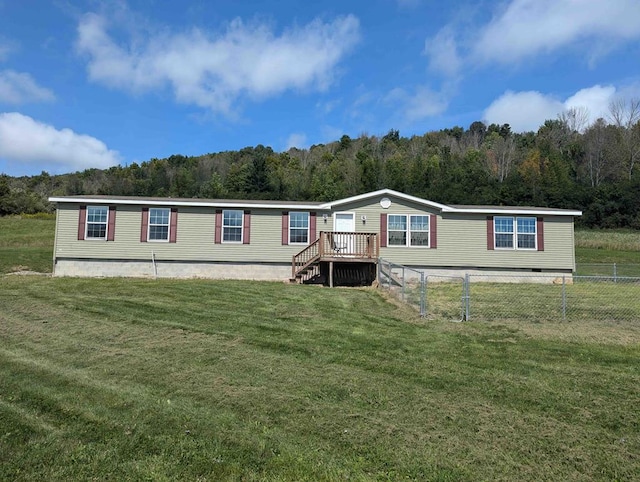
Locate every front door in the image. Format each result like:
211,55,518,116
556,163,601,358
333,212,355,254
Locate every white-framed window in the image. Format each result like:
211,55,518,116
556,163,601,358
517,217,536,249
148,208,170,241
494,216,514,248
494,216,536,250
289,212,309,244
410,215,429,247
388,214,430,247
223,210,243,242
388,214,407,246
86,206,108,239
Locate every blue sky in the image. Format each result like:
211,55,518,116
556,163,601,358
1,0,639,176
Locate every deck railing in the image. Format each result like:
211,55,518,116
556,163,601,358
317,231,379,258
292,231,379,280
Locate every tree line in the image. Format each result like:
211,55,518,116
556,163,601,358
2,100,640,229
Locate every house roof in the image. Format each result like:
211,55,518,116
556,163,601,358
48,189,582,216
48,194,323,210
446,204,582,216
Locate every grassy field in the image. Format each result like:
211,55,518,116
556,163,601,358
1,276,639,481
0,215,55,274
575,229,640,268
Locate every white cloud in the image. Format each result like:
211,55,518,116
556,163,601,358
564,85,616,121
0,112,121,173
285,133,307,150
387,85,449,123
484,91,563,131
424,27,461,77
0,70,55,104
483,84,619,132
423,0,640,83
474,0,640,64
76,13,360,116
316,98,340,115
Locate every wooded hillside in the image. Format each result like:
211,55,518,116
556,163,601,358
3,106,640,229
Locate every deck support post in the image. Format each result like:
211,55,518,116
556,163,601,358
329,261,334,288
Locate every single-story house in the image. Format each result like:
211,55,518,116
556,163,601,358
48,189,581,284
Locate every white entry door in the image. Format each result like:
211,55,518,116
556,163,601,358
333,212,355,254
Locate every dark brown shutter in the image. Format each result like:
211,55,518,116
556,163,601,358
380,213,387,248
243,210,251,244
169,208,178,243
537,217,544,251
140,207,149,242
107,206,116,241
487,216,494,250
282,211,289,245
430,214,437,249
78,205,86,240
215,210,222,244
309,212,317,242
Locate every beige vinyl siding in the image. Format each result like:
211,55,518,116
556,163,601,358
54,194,576,271
332,194,575,271
436,214,575,270
330,196,439,265
55,204,323,264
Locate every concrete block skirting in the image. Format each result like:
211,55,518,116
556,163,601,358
400,266,573,283
54,259,574,283
54,258,292,280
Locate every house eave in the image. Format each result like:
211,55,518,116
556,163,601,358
48,196,324,211
48,191,582,217
441,207,583,216
319,188,451,211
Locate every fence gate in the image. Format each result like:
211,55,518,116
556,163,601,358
378,259,467,320
378,259,426,316
424,275,467,321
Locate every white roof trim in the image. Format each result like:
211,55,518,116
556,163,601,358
442,207,582,216
48,197,323,210
48,190,582,216
319,188,451,211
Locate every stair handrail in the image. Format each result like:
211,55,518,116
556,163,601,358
291,236,320,279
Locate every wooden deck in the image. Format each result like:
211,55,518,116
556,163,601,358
292,232,379,285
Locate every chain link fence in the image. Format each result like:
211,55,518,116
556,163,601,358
377,258,426,316
576,263,640,278
378,259,640,322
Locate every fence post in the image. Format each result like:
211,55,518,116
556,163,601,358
614,263,617,283
420,272,426,318
402,267,406,301
562,275,566,321
463,274,470,321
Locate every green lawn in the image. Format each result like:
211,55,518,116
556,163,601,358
0,215,55,274
1,277,639,481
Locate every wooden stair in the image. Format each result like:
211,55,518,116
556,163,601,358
292,232,380,286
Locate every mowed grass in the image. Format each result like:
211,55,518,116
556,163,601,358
1,277,639,481
0,215,55,274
